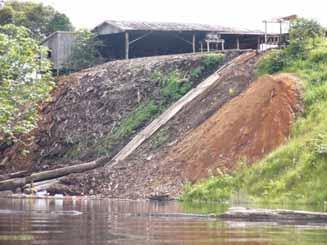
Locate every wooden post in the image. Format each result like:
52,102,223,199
279,20,283,46
280,21,283,35
257,36,261,50
192,33,196,53
264,20,268,43
125,32,129,59
236,37,240,50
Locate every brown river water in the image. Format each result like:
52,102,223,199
1,197,327,245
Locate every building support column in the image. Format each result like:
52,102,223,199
264,20,268,43
125,31,129,60
206,41,210,52
192,33,196,53
236,37,240,50
257,36,261,50
221,40,225,51
279,20,283,46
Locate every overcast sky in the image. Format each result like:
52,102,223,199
34,0,326,32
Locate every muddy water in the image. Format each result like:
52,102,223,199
1,198,327,245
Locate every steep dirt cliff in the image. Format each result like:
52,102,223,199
163,73,302,182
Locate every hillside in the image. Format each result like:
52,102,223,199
0,52,237,174
182,28,327,204
49,51,266,198
164,73,302,182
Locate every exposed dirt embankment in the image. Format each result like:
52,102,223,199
56,52,262,198
1,52,238,174
165,73,302,182
58,71,302,199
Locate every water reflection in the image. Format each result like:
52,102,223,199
0,197,327,245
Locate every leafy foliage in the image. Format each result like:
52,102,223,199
0,24,54,143
180,175,235,202
0,0,73,40
201,53,225,69
288,18,324,54
67,30,104,72
190,54,224,79
158,71,192,104
257,18,325,76
256,49,288,75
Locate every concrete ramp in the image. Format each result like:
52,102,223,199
109,51,257,168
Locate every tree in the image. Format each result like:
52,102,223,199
287,18,325,57
0,0,74,40
0,24,54,144
68,30,104,71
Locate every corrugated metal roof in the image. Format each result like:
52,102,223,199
95,20,264,35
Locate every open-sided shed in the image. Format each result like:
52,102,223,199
94,20,264,60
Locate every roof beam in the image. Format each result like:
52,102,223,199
170,33,193,45
129,31,153,46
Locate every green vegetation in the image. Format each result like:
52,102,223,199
155,71,192,104
181,18,327,204
67,30,104,72
190,53,225,79
0,0,73,40
94,71,194,156
93,54,225,156
181,175,235,202
0,234,34,241
95,101,160,156
149,128,170,150
0,24,54,144
65,55,225,159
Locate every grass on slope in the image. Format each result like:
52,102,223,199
65,54,225,159
181,42,327,204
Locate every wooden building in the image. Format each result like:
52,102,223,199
94,20,265,60
41,20,265,71
41,31,75,71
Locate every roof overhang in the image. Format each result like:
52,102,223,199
93,20,264,36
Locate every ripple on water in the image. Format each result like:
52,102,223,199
1,198,327,245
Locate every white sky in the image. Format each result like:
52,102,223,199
32,0,326,32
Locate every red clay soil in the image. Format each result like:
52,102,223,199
165,73,302,182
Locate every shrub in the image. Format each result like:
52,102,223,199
180,175,235,202
256,49,288,75
67,30,104,72
0,24,54,143
158,71,192,104
308,47,327,63
201,53,224,69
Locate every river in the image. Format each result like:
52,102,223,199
0,197,327,244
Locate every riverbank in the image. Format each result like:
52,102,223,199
182,37,327,204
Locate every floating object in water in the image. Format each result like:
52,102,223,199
36,190,48,196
